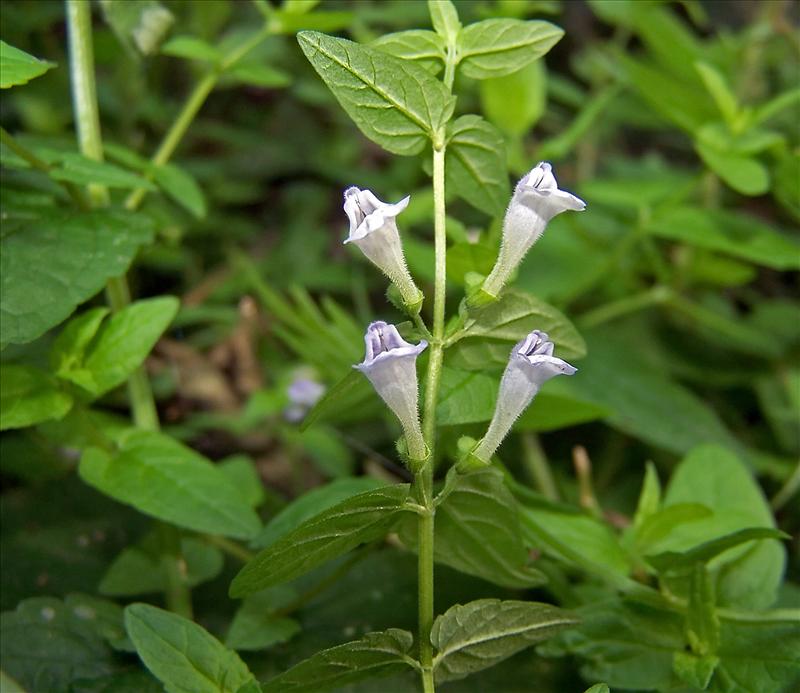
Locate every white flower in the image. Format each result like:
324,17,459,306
478,163,585,302
355,321,427,463
343,187,423,314
472,329,576,463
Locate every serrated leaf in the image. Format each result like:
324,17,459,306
153,163,207,218
124,603,254,693
371,30,445,74
297,31,455,155
456,289,586,359
0,364,73,431
49,153,157,190
259,629,414,693
446,115,508,217
403,468,545,588
59,297,178,397
161,35,221,62
79,430,260,540
431,599,577,682
230,485,410,596
0,209,154,345
0,40,55,88
458,19,563,79
252,477,387,549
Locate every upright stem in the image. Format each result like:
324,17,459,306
65,0,190,617
416,142,448,693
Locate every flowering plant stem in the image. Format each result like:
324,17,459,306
65,0,190,618
415,142,448,693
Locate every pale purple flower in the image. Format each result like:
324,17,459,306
284,377,325,423
472,329,577,462
480,163,585,300
343,187,423,313
355,321,427,461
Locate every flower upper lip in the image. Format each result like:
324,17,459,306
513,329,577,375
517,161,586,211
357,320,427,369
343,187,410,243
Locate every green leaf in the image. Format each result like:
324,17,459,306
428,0,461,43
0,208,154,345
431,599,577,682
49,153,157,190
299,368,372,431
79,430,260,540
259,629,414,693
0,40,55,88
252,477,387,549
410,468,545,588
99,536,223,596
694,61,738,126
297,31,455,155
583,685,610,693
230,485,410,596
646,527,788,575
50,307,110,375
480,60,546,136
446,115,508,217
153,163,207,218
631,461,661,531
0,671,25,692
458,19,563,79
225,585,301,651
160,35,222,63
225,587,300,651
672,650,719,691
223,62,291,88
0,364,72,431
219,455,265,508
371,30,445,74
99,0,174,56
455,289,587,359
124,603,254,693
59,297,178,397
695,142,770,196
658,444,786,609
632,503,713,553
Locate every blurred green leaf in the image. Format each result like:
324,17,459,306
153,163,207,218
695,142,769,196
225,587,300,651
0,364,72,431
99,0,174,56
49,153,157,190
160,35,221,62
480,60,546,136
223,62,291,88
0,40,55,88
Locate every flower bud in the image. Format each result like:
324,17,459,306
355,321,428,463
343,187,424,314
472,330,576,463
479,163,585,302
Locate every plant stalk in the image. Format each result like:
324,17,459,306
65,0,190,618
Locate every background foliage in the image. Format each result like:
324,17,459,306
1,1,798,692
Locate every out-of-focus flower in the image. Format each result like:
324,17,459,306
343,186,423,314
476,163,585,304
471,330,576,463
355,320,427,463
284,376,325,423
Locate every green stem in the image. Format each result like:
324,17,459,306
66,0,190,618
124,26,270,211
771,458,800,511
577,285,671,328
203,534,256,564
522,433,559,501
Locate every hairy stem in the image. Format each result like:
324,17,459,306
66,0,190,618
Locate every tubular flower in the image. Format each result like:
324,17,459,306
471,330,576,463
343,186,423,314
477,163,585,303
355,321,428,463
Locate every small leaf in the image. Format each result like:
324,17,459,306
79,430,261,540
161,35,222,63
230,485,410,596
583,685,610,693
60,297,179,397
695,142,770,196
124,603,254,693
646,527,789,575
259,629,414,693
631,461,661,531
225,587,300,651
0,208,154,345
50,307,110,376
0,40,55,88
153,163,207,218
0,364,73,431
371,30,445,74
297,31,455,155
695,61,738,126
431,599,577,682
633,503,713,551
428,0,461,43
458,19,563,79
252,477,388,549
223,62,291,88
446,115,508,217
49,153,157,190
